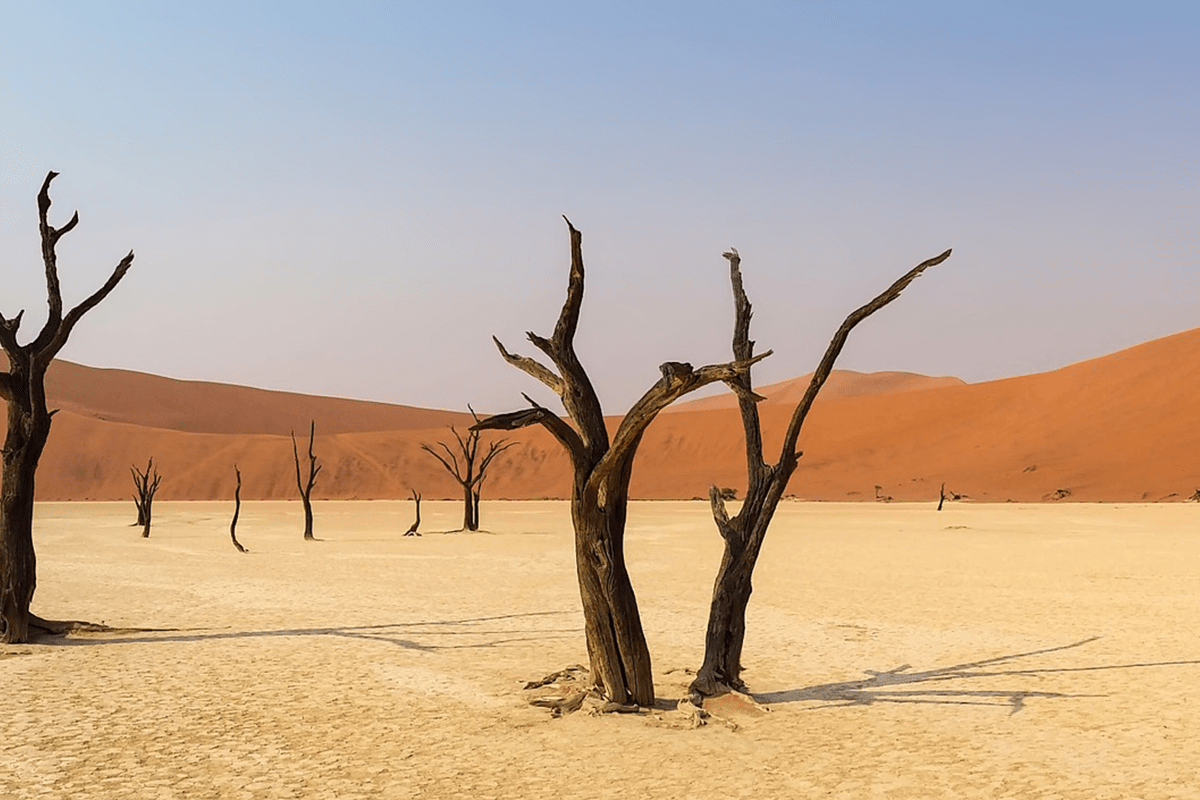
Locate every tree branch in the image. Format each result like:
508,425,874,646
37,171,66,337
421,442,465,484
472,395,586,468
42,250,135,359
449,425,472,466
724,249,767,474
553,217,586,348
492,336,564,396
587,351,771,494
472,439,517,488
0,371,12,402
291,430,304,496
777,248,952,468
0,310,25,354
707,485,734,541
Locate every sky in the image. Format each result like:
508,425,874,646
1,1,1196,414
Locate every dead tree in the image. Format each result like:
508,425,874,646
473,219,769,707
421,408,515,531
0,172,134,643
404,489,422,536
689,246,950,702
291,420,321,541
131,458,162,537
230,466,248,553
938,482,947,511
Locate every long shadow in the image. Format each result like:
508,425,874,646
756,637,1200,714
42,610,581,653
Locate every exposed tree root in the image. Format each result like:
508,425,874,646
523,664,645,717
523,664,587,689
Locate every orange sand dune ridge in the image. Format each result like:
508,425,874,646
19,327,1200,502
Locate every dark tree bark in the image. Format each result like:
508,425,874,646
0,171,134,643
291,420,321,541
131,458,162,537
938,482,947,511
421,408,514,531
689,246,951,703
404,489,422,536
473,219,770,707
230,465,248,553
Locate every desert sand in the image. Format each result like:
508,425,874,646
22,326,1200,504
3,500,1199,798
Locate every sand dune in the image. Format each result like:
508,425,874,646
19,328,1200,502
30,357,471,435
667,368,965,413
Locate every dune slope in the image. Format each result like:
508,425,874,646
18,328,1200,502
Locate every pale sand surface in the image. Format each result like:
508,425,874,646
3,501,1200,798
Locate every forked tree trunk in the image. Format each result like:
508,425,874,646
690,246,951,702
292,420,321,541
0,171,134,643
422,409,513,533
131,459,161,538
474,220,768,707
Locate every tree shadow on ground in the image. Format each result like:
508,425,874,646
755,637,1200,714
32,610,580,653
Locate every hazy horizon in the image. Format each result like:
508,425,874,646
2,2,1196,413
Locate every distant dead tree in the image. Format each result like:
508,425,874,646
404,489,422,536
131,458,162,537
229,466,248,553
1188,489,1200,503
421,408,515,531
473,219,768,707
937,483,964,510
874,484,893,503
0,171,134,643
689,246,950,703
291,420,321,541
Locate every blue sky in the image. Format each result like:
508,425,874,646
1,1,1196,412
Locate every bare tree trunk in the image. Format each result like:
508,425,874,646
474,220,768,707
1,422,42,644
471,488,481,532
292,420,321,541
230,466,248,553
938,482,947,511
404,489,422,536
462,485,477,531
570,484,655,706
690,246,951,702
1,172,133,643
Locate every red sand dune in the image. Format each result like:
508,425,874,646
667,369,964,413
15,327,1200,502
36,359,471,435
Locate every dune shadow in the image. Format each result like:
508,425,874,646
42,610,580,652
757,637,1200,714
